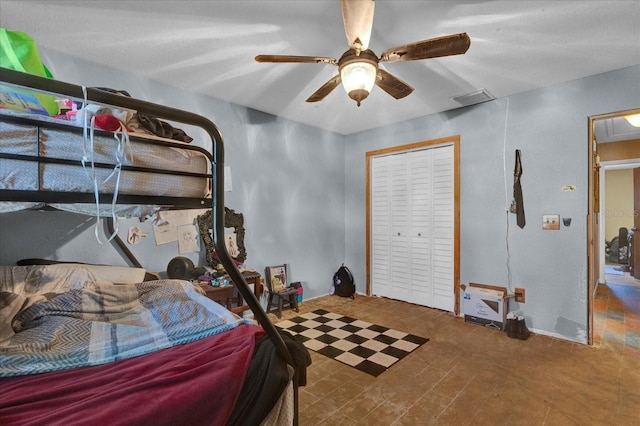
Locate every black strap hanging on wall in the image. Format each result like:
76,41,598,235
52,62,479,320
513,149,526,228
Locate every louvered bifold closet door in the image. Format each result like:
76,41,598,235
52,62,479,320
389,153,411,302
370,144,454,312
370,155,392,298
409,149,432,307
430,145,454,312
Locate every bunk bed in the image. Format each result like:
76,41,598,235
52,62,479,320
0,69,309,425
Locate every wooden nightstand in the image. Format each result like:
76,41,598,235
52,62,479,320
198,283,234,310
230,272,262,315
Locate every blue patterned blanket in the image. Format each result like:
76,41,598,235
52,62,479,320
0,273,252,377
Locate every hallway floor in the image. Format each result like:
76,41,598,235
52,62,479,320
595,268,640,356
272,295,640,425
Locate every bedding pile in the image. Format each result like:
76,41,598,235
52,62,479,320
0,264,253,377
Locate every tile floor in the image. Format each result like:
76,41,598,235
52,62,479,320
594,269,640,356
270,294,640,425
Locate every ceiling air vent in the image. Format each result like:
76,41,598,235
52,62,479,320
452,88,495,107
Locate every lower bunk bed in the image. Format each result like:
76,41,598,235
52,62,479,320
0,69,310,425
0,264,305,426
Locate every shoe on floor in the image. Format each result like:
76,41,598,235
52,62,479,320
505,312,518,338
516,316,531,340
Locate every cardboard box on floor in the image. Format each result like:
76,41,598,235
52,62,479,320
462,283,513,331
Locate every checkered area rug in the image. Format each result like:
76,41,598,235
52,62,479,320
275,309,429,377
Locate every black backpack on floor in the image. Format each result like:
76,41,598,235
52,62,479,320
332,264,355,299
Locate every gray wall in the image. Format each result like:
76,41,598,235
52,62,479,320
0,49,346,301
344,65,640,343
1,47,638,343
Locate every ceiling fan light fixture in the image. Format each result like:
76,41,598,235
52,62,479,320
338,49,378,106
340,60,376,106
624,113,640,127
346,88,370,106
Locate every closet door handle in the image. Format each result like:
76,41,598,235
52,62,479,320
418,233,421,237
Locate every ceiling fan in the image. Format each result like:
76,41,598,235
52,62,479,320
255,0,471,106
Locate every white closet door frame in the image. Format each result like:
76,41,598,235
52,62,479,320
366,136,461,315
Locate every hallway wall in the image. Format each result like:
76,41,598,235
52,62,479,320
605,168,634,241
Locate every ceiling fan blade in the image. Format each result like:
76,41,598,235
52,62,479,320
375,69,414,100
255,55,337,65
380,32,471,63
341,0,375,52
306,74,342,103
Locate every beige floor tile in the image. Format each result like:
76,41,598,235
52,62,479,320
395,390,453,425
290,295,639,425
357,400,407,426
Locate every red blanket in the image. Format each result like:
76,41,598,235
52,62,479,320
0,324,264,426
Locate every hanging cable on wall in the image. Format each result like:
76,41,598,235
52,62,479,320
502,97,511,213
502,97,514,293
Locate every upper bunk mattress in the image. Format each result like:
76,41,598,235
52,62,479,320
0,112,211,199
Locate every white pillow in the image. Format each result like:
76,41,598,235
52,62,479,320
0,264,147,293
0,264,95,294
77,264,147,284
0,264,147,343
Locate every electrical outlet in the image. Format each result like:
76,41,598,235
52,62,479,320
515,287,525,303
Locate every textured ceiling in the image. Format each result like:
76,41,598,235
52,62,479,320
1,0,639,135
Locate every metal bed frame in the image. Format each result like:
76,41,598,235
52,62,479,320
0,68,299,424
